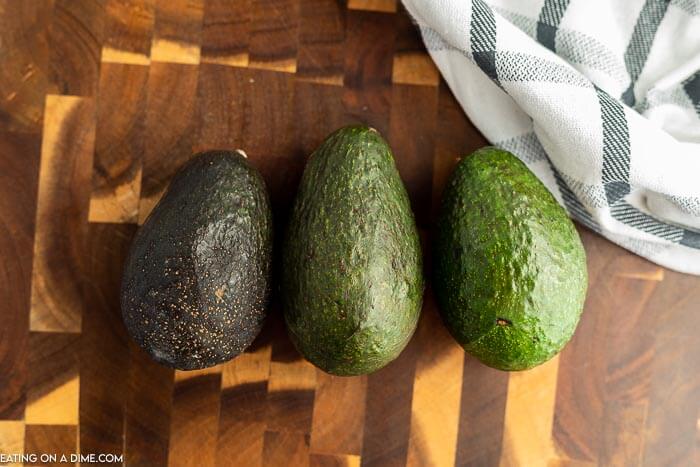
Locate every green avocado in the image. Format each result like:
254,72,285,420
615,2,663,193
121,150,273,370
282,125,424,376
433,147,587,371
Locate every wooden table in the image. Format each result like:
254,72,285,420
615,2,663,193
1,1,699,466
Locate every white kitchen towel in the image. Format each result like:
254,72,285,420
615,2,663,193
402,0,700,275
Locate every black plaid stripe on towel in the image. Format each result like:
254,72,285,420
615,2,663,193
403,0,700,274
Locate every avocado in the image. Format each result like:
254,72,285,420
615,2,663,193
282,126,424,376
121,150,273,370
433,147,587,371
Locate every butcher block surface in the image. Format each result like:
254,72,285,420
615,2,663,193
1,0,699,466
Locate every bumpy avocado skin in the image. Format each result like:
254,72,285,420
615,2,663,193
434,147,587,371
282,126,424,376
120,151,273,370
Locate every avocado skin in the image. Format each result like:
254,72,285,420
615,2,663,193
282,126,424,376
120,151,273,370
434,147,587,371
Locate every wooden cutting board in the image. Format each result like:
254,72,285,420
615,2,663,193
1,0,699,466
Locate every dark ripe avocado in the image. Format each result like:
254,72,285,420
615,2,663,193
282,126,424,376
120,150,272,370
433,147,587,371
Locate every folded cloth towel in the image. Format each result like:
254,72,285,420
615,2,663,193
402,0,700,275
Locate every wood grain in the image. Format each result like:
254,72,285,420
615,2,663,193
500,356,561,466
231,68,298,206
392,6,438,87
599,257,659,467
25,332,80,426
151,0,203,65
342,9,395,135
642,270,700,466
139,62,199,223
266,339,317,435
361,329,419,466
24,425,77,467
124,341,174,466
263,431,310,467
194,64,247,151
553,227,612,463
89,63,148,223
455,357,509,466
249,0,299,72
347,0,397,13
216,344,271,466
297,0,345,85
48,0,104,96
79,223,135,459
310,453,361,467
0,132,40,419
388,83,437,226
169,367,223,467
0,421,25,467
30,95,95,333
102,0,154,65
201,0,250,67
2,2,699,466
0,1,53,133
310,372,367,457
406,293,464,467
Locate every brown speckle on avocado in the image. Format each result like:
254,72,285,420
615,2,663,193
496,318,512,327
214,285,226,301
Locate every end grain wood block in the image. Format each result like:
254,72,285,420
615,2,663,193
361,333,420,466
150,0,204,65
124,340,174,466
431,83,488,212
293,81,350,157
455,351,509,466
89,63,148,224
214,68,298,207
101,47,152,66
0,131,40,419
101,0,154,65
552,226,615,463
392,53,440,87
342,9,395,136
600,256,660,466
139,62,199,224
79,223,135,459
500,356,561,466
347,0,397,13
310,372,366,457
388,83,437,226
297,0,346,86
201,0,250,67
643,270,700,465
25,333,80,426
601,400,648,467
48,0,103,96
30,95,95,333
0,421,25,466
216,346,271,467
0,1,53,133
263,431,310,467
194,64,247,151
266,359,317,433
249,0,299,73
24,424,77,467
169,366,223,467
406,294,464,467
309,453,361,467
